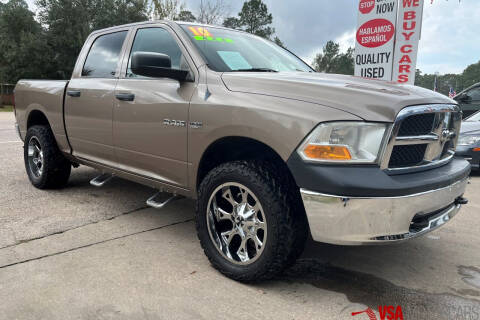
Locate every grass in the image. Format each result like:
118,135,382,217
0,105,13,112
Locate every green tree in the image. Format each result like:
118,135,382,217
223,0,276,40
197,0,229,25
415,69,465,96
313,41,339,73
312,41,354,75
273,36,284,48
462,60,480,89
176,9,196,22
151,0,184,20
0,0,55,83
36,0,150,79
222,16,241,29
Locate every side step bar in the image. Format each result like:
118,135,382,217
90,173,114,187
146,191,183,209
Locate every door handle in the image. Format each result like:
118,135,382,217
115,93,135,102
67,90,81,97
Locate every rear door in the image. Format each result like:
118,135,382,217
65,29,129,166
113,24,197,188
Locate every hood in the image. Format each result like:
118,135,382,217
221,72,455,122
460,121,480,135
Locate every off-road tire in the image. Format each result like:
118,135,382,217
196,161,308,282
24,125,71,189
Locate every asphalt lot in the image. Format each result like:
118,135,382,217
0,111,479,320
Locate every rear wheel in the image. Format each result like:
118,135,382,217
24,125,71,189
196,161,307,282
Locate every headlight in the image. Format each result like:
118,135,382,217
457,135,480,146
297,122,389,163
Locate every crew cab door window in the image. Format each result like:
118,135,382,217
126,28,188,77
82,31,128,78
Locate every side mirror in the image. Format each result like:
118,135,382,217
131,52,189,81
455,93,472,103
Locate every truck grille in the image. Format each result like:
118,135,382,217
389,145,427,168
397,113,435,136
381,105,462,174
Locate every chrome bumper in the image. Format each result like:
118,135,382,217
300,178,468,245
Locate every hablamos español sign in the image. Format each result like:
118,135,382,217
355,0,424,84
355,0,398,80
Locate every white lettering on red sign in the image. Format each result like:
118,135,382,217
354,0,398,81
359,0,375,14
356,19,395,48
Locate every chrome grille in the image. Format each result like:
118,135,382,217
381,105,462,174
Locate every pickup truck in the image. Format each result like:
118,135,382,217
14,21,470,282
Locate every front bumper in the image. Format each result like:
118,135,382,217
456,146,480,170
300,178,468,245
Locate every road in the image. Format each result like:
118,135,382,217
0,112,479,320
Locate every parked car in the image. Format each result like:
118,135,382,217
13,21,470,282
456,111,480,170
454,83,480,119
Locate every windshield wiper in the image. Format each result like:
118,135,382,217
296,69,315,73
232,68,278,72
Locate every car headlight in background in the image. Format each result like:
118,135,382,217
457,135,480,146
297,122,389,163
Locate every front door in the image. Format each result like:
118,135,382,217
65,30,129,166
113,26,196,188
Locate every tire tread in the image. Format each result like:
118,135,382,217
196,160,307,282
24,125,71,189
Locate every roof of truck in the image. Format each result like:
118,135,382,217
90,20,237,36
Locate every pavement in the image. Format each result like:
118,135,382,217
0,111,479,320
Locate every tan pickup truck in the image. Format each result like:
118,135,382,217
14,21,470,281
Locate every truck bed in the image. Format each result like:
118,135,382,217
15,80,70,153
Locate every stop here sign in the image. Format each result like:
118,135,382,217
359,0,375,14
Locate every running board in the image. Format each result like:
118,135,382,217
146,191,183,209
90,173,114,187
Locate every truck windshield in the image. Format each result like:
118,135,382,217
180,24,313,73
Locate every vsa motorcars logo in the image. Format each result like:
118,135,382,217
352,306,404,320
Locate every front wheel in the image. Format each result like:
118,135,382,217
195,161,307,282
24,125,71,189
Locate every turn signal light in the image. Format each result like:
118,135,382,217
303,145,352,161
473,148,480,152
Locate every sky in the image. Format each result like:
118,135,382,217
24,0,480,75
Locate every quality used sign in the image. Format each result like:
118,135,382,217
355,0,424,84
354,0,398,80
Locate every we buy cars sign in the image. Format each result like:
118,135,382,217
355,0,424,84
392,0,424,84
355,0,398,81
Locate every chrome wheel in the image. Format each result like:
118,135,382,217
206,182,267,265
27,137,43,178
